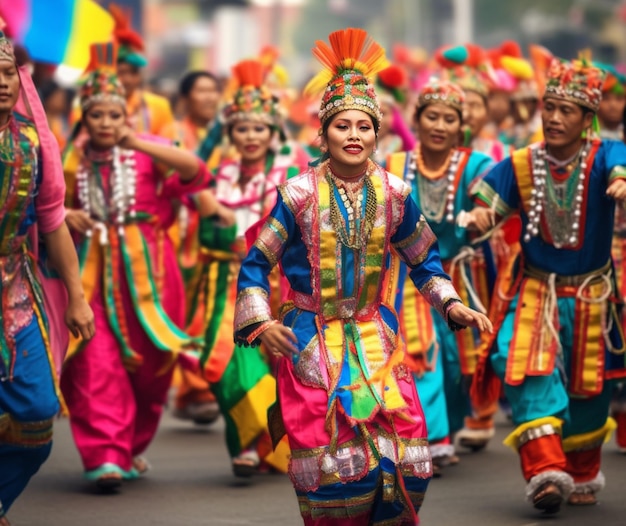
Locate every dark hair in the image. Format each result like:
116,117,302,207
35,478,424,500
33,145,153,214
179,71,220,98
414,104,463,124
38,79,74,111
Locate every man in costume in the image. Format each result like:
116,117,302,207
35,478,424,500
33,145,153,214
469,57,626,514
0,33,94,524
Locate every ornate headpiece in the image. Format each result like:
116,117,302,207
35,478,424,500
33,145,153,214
417,78,465,113
544,57,606,112
305,28,389,128
221,59,282,127
595,62,626,95
110,3,147,68
79,43,126,111
435,44,494,98
0,31,15,63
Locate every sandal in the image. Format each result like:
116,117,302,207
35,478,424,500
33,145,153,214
232,450,260,478
568,492,597,506
532,482,563,514
95,472,123,492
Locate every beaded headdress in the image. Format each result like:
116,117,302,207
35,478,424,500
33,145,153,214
544,58,606,112
221,59,282,127
416,78,466,113
0,31,14,63
79,43,126,111
304,28,389,128
110,3,148,68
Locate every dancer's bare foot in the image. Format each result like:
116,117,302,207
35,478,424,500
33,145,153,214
0,515,11,526
532,482,563,514
132,456,151,475
568,492,597,506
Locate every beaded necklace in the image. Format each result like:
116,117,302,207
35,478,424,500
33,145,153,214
407,147,461,223
524,141,591,248
76,145,138,237
326,159,377,250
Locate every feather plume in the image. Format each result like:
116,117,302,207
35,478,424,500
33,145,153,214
86,42,118,73
232,59,265,89
304,28,389,96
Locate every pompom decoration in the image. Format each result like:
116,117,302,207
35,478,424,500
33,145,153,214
377,64,407,103
500,40,523,59
110,3,144,51
304,28,389,126
109,2,147,67
500,56,535,80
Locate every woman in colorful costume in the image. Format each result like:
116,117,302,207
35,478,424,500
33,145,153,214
168,70,225,426
235,29,492,525
61,44,214,491
0,33,94,524
435,45,507,163
469,58,626,513
191,59,306,477
387,79,495,470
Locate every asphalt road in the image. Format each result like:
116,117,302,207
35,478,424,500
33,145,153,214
8,407,626,526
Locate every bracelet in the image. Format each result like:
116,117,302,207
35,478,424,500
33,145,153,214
443,299,465,332
246,319,278,345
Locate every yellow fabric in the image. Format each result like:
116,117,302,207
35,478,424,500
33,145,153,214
571,281,606,395
503,416,564,451
230,374,276,450
387,152,408,179
123,224,196,352
64,238,101,363
562,417,617,453
510,147,533,214
317,173,407,418
263,435,290,473
507,277,557,385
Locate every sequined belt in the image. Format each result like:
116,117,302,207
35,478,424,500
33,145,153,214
292,291,374,320
523,260,612,288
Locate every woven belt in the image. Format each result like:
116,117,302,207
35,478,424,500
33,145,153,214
523,260,612,288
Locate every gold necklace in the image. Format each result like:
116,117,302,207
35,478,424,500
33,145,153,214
326,160,378,250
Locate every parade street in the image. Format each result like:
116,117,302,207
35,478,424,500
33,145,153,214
9,408,625,526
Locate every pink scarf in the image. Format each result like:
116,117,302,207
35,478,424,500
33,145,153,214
17,65,69,376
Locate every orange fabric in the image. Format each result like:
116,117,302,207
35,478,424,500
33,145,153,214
519,433,567,481
464,401,497,431
175,367,215,409
565,447,601,483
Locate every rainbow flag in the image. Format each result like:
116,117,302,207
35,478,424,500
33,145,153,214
0,0,114,71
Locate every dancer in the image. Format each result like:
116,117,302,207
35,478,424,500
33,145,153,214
235,29,492,525
192,58,306,477
61,44,216,491
0,33,93,524
168,70,224,426
469,57,626,513
387,79,494,471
